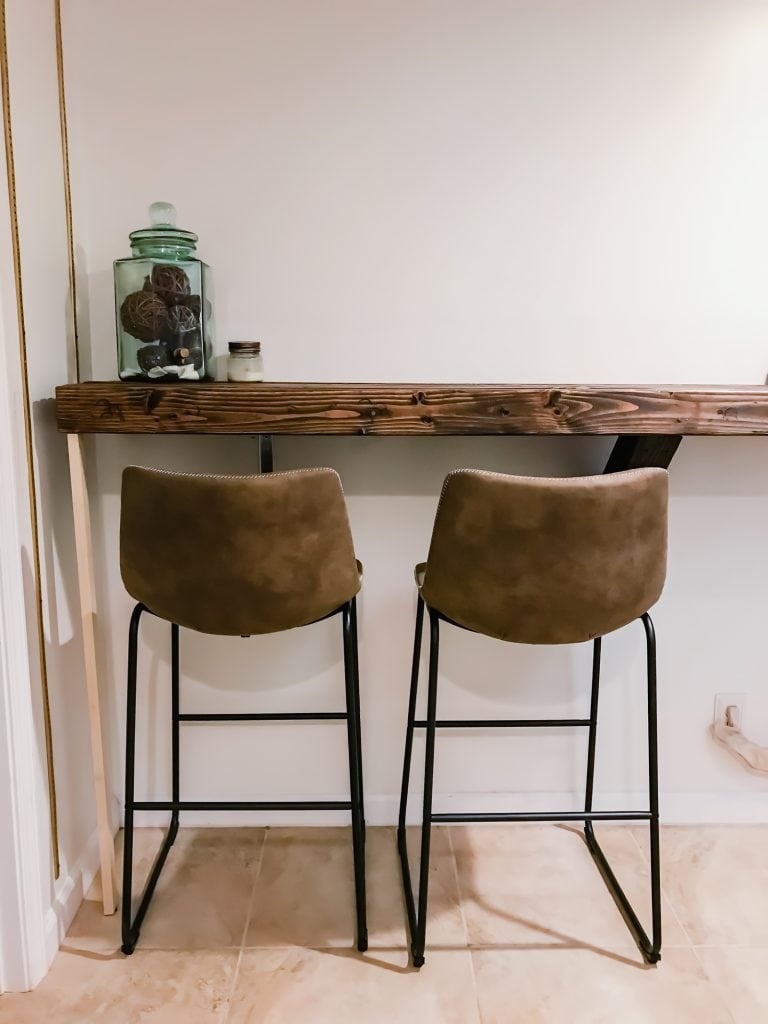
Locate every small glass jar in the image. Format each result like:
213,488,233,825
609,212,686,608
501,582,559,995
227,341,264,382
113,201,214,381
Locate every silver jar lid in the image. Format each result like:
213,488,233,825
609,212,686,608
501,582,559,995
228,341,261,353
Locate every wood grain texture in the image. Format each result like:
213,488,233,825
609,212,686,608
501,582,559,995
55,381,768,436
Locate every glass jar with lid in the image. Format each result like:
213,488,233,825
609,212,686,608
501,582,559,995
113,202,214,381
227,341,264,381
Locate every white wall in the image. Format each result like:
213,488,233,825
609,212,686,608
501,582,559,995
59,0,768,823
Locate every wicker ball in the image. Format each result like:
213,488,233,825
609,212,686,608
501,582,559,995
179,295,211,321
151,263,191,305
120,290,170,343
169,303,198,334
161,304,199,345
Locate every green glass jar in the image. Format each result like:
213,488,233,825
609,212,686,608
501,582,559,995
113,202,213,381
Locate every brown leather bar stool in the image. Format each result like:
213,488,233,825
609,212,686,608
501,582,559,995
119,466,367,954
398,468,668,967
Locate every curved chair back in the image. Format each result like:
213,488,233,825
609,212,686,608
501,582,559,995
121,467,360,635
419,468,667,644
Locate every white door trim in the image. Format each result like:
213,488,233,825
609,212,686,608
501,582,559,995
0,82,51,992
0,437,51,992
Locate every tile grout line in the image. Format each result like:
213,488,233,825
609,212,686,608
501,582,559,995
633,825,766,1024
446,827,484,1023
625,831,737,1022
626,825,698,954
693,944,768,950
640,828,741,1024
222,827,270,1024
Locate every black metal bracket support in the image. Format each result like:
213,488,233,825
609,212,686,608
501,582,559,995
604,434,682,473
259,434,274,473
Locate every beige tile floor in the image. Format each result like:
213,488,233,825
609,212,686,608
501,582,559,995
1,824,767,1023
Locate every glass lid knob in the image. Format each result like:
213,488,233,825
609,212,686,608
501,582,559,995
148,201,176,228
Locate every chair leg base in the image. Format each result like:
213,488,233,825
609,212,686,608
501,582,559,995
357,933,369,953
411,951,425,969
167,815,179,847
122,818,178,955
584,823,661,965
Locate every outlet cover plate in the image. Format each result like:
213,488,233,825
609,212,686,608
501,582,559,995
714,692,747,731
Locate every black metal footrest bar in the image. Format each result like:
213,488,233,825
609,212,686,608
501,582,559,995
431,810,651,823
133,800,351,811
413,718,591,728
178,712,346,722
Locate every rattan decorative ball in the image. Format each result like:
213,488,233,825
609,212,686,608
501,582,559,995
170,303,198,334
161,303,199,345
120,290,170,342
150,263,191,305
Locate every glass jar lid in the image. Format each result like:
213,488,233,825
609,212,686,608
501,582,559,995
228,341,262,354
129,202,198,259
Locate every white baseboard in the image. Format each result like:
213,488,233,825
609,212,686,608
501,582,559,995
658,791,768,824
132,790,768,828
43,827,105,965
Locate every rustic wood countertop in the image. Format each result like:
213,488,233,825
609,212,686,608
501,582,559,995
55,381,768,436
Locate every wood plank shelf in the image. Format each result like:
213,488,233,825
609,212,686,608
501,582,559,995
56,381,768,436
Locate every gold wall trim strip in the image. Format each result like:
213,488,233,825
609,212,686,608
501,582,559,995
55,0,79,384
0,0,60,878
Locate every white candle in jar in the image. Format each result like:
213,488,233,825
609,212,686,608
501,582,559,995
227,341,264,381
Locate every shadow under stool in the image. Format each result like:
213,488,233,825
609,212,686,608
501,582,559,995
118,466,367,955
398,467,668,967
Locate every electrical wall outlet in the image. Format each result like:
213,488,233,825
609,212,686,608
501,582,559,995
714,692,746,731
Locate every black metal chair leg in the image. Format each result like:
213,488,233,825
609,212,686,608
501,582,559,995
643,612,662,960
412,609,440,968
584,637,602,817
350,598,365,844
584,616,662,964
122,606,183,956
397,596,425,953
343,601,368,952
169,623,180,847
121,603,143,954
